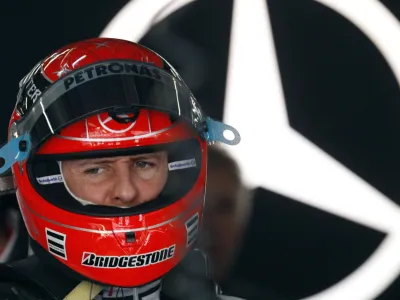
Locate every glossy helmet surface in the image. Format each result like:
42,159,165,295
8,38,217,287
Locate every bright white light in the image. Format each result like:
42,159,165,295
223,0,400,299
102,0,400,299
100,0,195,41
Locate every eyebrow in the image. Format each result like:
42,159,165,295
134,153,166,160
74,153,164,167
74,158,118,167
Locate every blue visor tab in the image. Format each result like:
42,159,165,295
202,117,241,145
0,134,32,175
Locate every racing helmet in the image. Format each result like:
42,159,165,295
0,38,240,287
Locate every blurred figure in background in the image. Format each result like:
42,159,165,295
203,146,287,300
0,177,29,263
0,199,20,262
202,145,252,283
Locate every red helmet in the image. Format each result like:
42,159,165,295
1,38,240,287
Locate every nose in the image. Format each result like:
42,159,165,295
112,168,139,206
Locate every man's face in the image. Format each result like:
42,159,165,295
203,167,245,281
61,151,168,207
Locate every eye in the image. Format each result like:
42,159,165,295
134,161,154,169
84,167,104,175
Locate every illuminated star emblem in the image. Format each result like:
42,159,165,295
100,0,400,299
98,114,136,133
102,114,128,125
54,64,72,78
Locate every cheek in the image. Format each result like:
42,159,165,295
77,181,110,204
206,211,241,244
138,174,167,199
213,215,237,235
139,178,165,199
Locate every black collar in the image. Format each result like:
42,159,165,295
0,255,80,299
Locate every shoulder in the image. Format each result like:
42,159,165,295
0,281,42,300
0,259,54,300
0,272,45,300
0,281,18,298
162,249,221,300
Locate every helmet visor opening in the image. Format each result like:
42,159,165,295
28,139,203,217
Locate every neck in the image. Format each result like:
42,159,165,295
99,280,162,299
